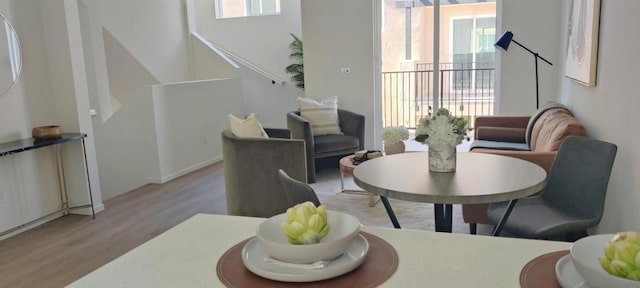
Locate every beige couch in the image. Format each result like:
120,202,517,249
462,103,588,234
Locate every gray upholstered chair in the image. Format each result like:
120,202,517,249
287,109,365,183
488,136,617,240
222,129,307,218
278,169,321,207
463,103,587,234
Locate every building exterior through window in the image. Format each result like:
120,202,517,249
381,0,496,130
215,0,280,19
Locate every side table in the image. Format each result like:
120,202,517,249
339,155,380,207
0,133,95,237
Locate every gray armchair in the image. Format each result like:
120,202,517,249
222,128,307,218
488,136,617,240
287,109,365,183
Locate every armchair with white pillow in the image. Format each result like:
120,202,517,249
287,97,365,183
223,114,307,217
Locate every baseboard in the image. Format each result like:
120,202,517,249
70,203,105,216
146,157,223,184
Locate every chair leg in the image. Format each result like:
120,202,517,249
469,223,477,235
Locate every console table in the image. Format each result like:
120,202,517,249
0,133,95,237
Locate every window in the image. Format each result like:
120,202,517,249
215,0,280,19
451,16,495,89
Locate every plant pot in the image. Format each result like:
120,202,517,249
384,141,405,155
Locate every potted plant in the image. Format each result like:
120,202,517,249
415,108,469,172
381,126,409,155
285,33,304,90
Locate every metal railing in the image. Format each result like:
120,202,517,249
382,62,495,130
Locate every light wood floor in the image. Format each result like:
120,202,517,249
0,162,227,288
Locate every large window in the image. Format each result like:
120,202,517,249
451,16,495,89
215,0,280,19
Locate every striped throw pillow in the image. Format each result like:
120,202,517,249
298,96,343,136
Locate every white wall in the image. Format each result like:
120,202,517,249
558,0,640,232
194,0,301,82
301,0,377,149
151,79,244,182
499,0,640,232
496,0,563,115
97,0,190,83
93,86,160,200
193,0,304,128
0,0,103,236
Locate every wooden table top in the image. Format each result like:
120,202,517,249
353,152,547,205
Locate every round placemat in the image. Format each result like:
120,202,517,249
216,231,398,287
520,250,569,288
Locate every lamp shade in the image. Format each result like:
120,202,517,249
495,31,514,51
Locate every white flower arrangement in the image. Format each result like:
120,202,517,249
381,126,409,145
415,108,469,149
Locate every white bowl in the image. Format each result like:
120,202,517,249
571,234,640,288
256,210,361,264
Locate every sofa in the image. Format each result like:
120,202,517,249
462,102,588,234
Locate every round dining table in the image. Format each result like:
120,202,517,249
353,152,547,234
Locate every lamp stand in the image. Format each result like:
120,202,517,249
534,54,539,110
510,39,552,111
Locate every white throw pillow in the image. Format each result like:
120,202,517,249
228,113,268,138
297,96,343,136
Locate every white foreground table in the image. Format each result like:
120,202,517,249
69,214,570,287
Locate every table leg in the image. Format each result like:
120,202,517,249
341,170,380,207
445,204,453,232
81,138,96,219
433,203,453,233
380,196,401,229
492,199,517,236
433,204,453,233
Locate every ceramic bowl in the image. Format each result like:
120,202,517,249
571,234,640,288
256,210,361,264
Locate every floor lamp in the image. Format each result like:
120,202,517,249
495,31,552,110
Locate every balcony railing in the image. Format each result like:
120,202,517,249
382,62,495,130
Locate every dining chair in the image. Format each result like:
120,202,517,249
487,136,617,241
278,169,321,207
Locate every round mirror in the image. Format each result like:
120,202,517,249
0,14,20,98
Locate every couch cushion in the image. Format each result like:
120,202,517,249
525,102,568,147
530,109,587,151
470,140,530,151
297,96,343,136
313,134,359,157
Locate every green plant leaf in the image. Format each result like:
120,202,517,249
286,33,304,91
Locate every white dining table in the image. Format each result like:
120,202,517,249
68,214,571,287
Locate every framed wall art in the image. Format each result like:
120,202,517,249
565,0,601,86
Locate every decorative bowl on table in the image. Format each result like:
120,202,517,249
32,125,63,140
256,210,361,264
570,234,640,288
